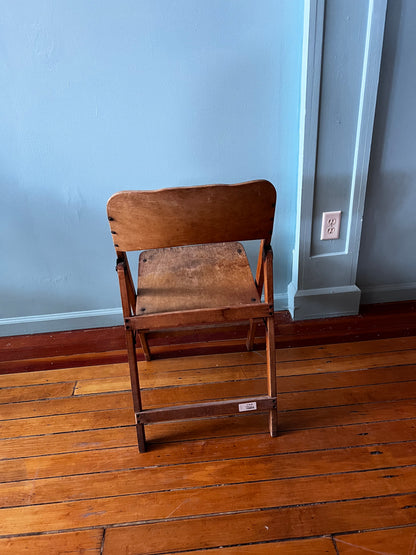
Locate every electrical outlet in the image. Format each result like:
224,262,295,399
320,210,341,240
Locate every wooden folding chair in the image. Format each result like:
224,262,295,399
107,179,277,452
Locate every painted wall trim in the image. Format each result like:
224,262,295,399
346,0,389,263
0,308,123,337
288,0,387,320
0,294,288,337
288,283,361,320
291,0,325,290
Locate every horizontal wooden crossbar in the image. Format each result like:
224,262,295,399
136,396,277,425
125,304,272,332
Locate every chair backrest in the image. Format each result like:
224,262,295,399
107,180,276,251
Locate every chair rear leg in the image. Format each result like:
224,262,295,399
246,319,257,351
135,415,146,453
265,315,278,436
138,331,151,361
125,329,147,452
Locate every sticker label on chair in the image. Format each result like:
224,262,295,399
238,401,257,412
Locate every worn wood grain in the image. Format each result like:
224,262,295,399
102,495,416,554
2,442,415,508
0,381,75,404
72,363,416,398
1,418,415,481
137,242,260,314
175,537,337,554
0,529,103,554
2,466,416,536
2,333,416,553
107,180,276,251
3,376,416,440
334,525,416,553
2,360,415,420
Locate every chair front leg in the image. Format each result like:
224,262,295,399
265,314,278,436
125,329,146,452
263,245,278,437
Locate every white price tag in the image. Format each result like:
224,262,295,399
238,401,257,412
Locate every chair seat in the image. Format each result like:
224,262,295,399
136,242,261,315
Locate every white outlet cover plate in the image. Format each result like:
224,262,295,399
320,210,341,240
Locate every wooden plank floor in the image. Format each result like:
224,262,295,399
0,336,416,553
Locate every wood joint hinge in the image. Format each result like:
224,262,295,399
135,413,143,424
116,257,125,271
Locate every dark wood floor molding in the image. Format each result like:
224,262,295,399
1,301,415,374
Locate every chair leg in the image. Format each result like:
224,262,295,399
125,329,147,452
138,331,151,361
246,319,257,351
135,419,146,453
265,315,278,437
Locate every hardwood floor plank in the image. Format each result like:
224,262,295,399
334,525,416,553
275,349,416,377
1,467,416,536
2,419,415,480
276,335,416,362
2,380,416,440
0,352,265,388
76,348,416,383
0,529,103,554
2,441,415,508
2,335,415,388
0,362,129,388
0,407,132,439
148,397,416,444
283,364,416,392
1,395,415,454
0,425,137,459
3,364,415,421
72,363,266,395
174,537,337,554
0,391,132,421
76,336,416,379
101,495,416,554
2,364,416,424
1,332,416,551
284,380,416,411
0,382,76,404
72,362,416,398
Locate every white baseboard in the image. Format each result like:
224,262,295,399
0,308,123,337
274,292,288,312
288,283,362,320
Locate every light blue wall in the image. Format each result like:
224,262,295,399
357,0,416,302
0,1,304,334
